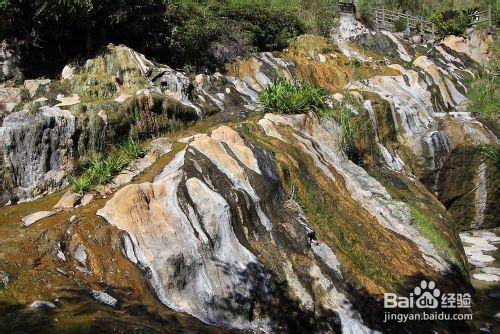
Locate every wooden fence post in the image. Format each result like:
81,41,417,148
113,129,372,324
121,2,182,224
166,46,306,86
382,8,385,29
488,4,492,28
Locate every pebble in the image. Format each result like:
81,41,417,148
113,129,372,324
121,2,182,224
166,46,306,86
494,313,500,321
473,273,500,282
90,290,117,307
0,271,11,287
470,254,495,264
69,215,77,223
488,290,500,300
21,211,56,227
30,300,57,310
474,231,500,244
481,267,500,276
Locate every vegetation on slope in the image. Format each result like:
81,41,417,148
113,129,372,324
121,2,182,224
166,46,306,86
357,0,495,37
0,0,337,77
258,81,367,158
71,138,146,192
466,47,499,120
258,80,329,114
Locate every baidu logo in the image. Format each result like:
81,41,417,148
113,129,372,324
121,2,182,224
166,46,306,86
384,280,470,309
383,280,472,323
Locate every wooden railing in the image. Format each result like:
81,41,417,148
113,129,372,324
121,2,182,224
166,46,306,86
373,5,494,38
374,8,436,36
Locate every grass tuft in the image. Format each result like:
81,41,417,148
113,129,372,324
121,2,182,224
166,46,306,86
70,137,146,192
119,137,146,160
258,80,329,115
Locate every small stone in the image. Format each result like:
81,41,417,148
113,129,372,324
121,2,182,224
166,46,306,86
488,290,500,300
30,300,57,310
474,231,500,244
80,193,95,206
74,244,87,267
21,211,56,227
54,191,81,209
480,323,492,333
55,242,66,261
24,79,51,97
470,254,495,264
494,313,500,321
55,93,80,107
97,110,108,125
411,35,422,44
90,290,117,307
61,64,76,79
473,273,499,282
0,271,11,288
69,215,77,223
481,267,500,276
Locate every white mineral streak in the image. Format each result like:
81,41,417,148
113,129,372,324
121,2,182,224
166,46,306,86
413,56,467,110
189,133,271,230
262,113,449,272
380,31,412,62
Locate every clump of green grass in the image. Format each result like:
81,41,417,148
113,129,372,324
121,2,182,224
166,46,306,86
409,206,461,268
467,64,499,118
467,39,499,119
329,93,366,154
69,174,93,193
70,137,146,192
477,143,500,168
119,137,146,160
258,80,329,114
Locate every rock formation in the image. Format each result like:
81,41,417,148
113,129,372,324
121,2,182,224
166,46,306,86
0,13,497,333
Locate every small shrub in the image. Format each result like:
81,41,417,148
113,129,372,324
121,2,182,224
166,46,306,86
258,81,329,114
356,0,373,26
430,10,471,38
466,62,499,118
70,153,128,192
393,18,406,32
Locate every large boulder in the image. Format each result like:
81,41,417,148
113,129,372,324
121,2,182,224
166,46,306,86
0,107,75,203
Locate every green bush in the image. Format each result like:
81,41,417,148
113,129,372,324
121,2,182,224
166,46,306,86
258,81,329,114
0,0,315,76
430,10,471,38
393,18,406,32
70,174,93,193
356,0,374,26
119,137,146,160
